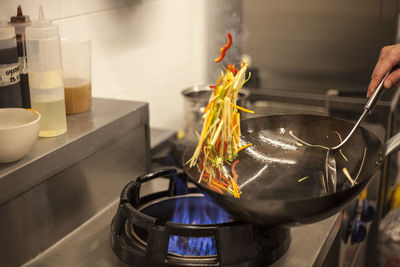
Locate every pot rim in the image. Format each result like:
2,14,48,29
181,85,249,100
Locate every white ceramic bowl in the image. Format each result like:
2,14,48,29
0,108,41,163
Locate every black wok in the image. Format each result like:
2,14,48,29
183,114,400,226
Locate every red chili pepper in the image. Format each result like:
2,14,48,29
214,33,232,63
227,64,238,75
231,159,239,183
209,85,216,89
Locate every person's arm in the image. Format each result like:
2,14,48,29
367,44,400,98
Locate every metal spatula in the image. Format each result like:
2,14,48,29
324,71,391,194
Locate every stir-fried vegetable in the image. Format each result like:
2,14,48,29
186,33,253,198
342,167,357,186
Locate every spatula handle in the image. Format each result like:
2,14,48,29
365,71,390,114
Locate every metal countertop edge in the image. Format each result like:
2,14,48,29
0,99,149,207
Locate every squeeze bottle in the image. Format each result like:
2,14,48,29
26,6,67,137
10,5,32,108
0,19,22,108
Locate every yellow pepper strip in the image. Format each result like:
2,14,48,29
211,120,224,146
232,103,255,113
342,167,356,186
203,101,213,114
229,175,240,198
188,110,213,167
236,113,241,143
233,128,239,143
231,126,239,149
234,143,253,154
298,176,309,182
202,112,213,140
231,111,239,143
215,73,223,87
230,111,234,129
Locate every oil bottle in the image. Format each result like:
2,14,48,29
26,6,67,137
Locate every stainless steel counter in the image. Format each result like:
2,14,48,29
0,99,342,267
0,98,150,206
0,98,151,267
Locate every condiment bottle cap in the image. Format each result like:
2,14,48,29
10,5,31,24
0,19,16,40
26,6,59,39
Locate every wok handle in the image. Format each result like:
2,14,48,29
384,131,400,158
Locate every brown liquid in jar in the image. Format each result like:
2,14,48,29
64,78,91,114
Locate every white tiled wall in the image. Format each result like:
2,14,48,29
0,0,211,130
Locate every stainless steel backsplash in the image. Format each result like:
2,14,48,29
243,0,399,92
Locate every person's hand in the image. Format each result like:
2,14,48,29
367,44,400,98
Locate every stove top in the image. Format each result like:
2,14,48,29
22,129,343,267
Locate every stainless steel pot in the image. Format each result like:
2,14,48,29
181,85,250,135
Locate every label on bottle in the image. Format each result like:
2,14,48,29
0,63,20,87
18,57,28,75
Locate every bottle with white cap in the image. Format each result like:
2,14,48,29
26,6,67,137
0,19,22,108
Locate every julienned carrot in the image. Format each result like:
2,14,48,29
211,180,230,193
209,183,224,194
234,143,253,154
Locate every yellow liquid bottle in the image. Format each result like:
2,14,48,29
31,92,67,137
26,7,67,137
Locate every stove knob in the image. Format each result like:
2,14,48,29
340,217,351,243
351,219,367,244
360,199,375,223
347,199,359,221
340,199,359,244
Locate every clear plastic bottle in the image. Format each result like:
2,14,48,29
0,19,22,108
26,6,66,137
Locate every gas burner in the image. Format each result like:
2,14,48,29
111,168,290,267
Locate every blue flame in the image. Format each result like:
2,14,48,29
167,196,232,256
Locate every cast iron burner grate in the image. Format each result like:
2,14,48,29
111,168,291,267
